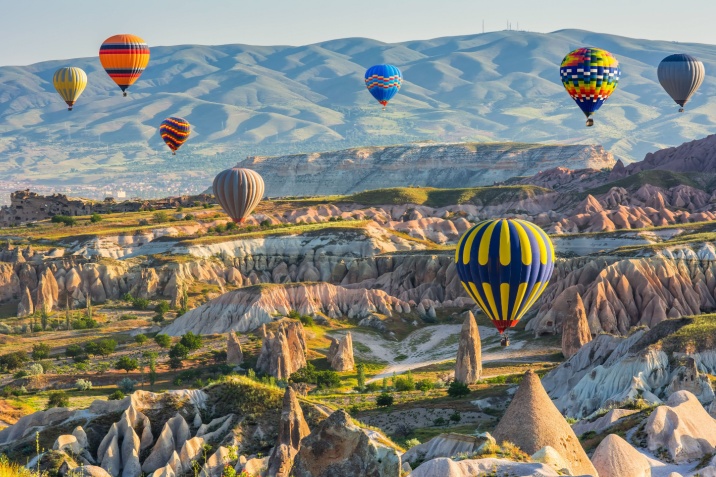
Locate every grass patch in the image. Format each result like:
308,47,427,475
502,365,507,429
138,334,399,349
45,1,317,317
660,314,716,354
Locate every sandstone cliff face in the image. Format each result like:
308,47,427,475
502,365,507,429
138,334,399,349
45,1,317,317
241,142,615,197
256,320,307,380
326,333,354,372
266,387,311,477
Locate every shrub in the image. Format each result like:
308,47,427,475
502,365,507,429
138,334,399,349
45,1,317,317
90,213,102,223
51,215,76,227
26,363,44,376
85,339,116,357
169,356,184,369
316,370,341,389
365,381,382,392
132,298,150,310
153,211,170,223
135,334,148,344
65,344,83,358
260,219,271,227
117,377,136,394
32,343,51,360
447,380,470,398
394,371,416,392
120,314,137,321
115,356,139,373
405,438,421,449
184,214,194,221
72,316,98,329
376,393,394,407
169,343,189,360
46,391,70,409
433,417,447,426
154,334,172,348
75,379,93,391
180,332,203,351
416,379,435,392
138,219,150,226
108,390,125,400
449,411,462,424
73,353,89,364
154,301,170,316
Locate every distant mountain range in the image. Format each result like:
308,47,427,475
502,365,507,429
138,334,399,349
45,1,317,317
1,29,716,193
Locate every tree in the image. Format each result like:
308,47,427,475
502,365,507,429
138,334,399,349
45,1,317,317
135,334,148,344
148,355,157,386
115,356,139,373
356,363,366,392
117,377,137,393
169,343,189,360
180,332,203,351
154,334,172,348
65,344,83,358
394,371,416,392
376,393,394,407
153,211,170,224
32,343,51,360
0,351,29,372
90,213,102,223
46,391,70,409
85,339,116,357
169,356,184,370
154,300,170,317
416,379,435,392
316,370,341,389
51,215,76,227
108,390,125,400
40,310,50,331
449,411,462,424
447,380,470,398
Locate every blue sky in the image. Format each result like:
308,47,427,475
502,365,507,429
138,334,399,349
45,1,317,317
2,0,715,66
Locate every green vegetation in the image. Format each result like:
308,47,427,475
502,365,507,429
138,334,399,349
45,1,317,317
340,185,551,207
115,356,139,373
50,215,77,227
31,343,51,360
447,380,470,398
155,334,172,348
661,314,716,353
376,392,394,407
46,391,69,409
180,332,203,351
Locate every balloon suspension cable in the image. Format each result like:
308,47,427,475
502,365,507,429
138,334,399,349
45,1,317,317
586,118,594,127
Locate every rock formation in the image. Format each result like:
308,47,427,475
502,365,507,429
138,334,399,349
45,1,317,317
402,433,495,466
492,370,598,476
454,312,482,384
226,331,243,366
591,434,651,477
558,287,592,358
256,320,307,379
326,333,354,372
266,387,311,477
291,410,400,477
645,390,716,462
17,286,33,318
408,457,562,477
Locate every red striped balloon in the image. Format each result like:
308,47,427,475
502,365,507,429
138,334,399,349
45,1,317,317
99,34,150,97
159,117,191,155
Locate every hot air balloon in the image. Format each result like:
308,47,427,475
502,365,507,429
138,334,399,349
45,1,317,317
213,167,264,223
560,48,620,127
455,218,555,344
99,34,150,97
658,54,705,112
159,117,191,155
364,64,402,109
53,67,87,111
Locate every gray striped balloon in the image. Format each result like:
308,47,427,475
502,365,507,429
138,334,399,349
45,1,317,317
657,54,705,112
212,167,265,223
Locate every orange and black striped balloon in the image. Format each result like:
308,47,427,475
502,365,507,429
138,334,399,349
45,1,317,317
99,34,150,96
159,117,191,155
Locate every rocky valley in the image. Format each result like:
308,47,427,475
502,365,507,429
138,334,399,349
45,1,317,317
1,134,716,477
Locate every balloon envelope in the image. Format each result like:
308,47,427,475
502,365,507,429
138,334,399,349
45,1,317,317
657,54,705,110
364,64,402,107
53,67,87,110
159,117,191,154
560,48,620,125
99,34,150,96
213,167,264,223
455,219,555,333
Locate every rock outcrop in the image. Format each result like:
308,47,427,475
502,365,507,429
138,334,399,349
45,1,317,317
558,287,591,358
266,387,311,477
454,312,482,384
17,286,33,318
402,433,494,466
645,390,716,462
256,320,307,379
226,332,243,366
591,434,651,477
408,457,562,477
492,370,598,476
326,333,354,372
291,410,400,477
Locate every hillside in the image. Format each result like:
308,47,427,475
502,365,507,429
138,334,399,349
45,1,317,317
2,29,716,199
243,142,614,196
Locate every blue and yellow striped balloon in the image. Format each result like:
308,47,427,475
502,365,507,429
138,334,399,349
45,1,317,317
455,219,555,333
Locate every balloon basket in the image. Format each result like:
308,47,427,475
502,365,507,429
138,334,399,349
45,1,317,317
68,107,72,111
123,92,127,97
586,118,594,127
679,108,684,113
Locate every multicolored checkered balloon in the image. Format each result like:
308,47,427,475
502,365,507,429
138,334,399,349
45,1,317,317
159,117,191,155
560,48,620,126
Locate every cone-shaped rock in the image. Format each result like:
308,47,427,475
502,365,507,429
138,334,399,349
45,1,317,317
591,434,651,477
327,332,354,371
226,331,243,366
266,387,310,477
455,312,482,384
560,287,592,359
492,370,598,476
256,320,307,379
17,286,34,318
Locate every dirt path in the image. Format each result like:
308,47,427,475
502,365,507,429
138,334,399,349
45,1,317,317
330,325,541,382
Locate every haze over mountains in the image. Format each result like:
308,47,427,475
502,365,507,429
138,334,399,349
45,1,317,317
2,28,716,199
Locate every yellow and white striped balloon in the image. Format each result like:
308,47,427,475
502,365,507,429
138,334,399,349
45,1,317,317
53,67,87,111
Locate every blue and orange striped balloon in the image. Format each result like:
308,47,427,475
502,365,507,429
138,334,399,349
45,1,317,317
159,117,191,155
455,219,555,334
99,34,150,97
365,64,402,109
